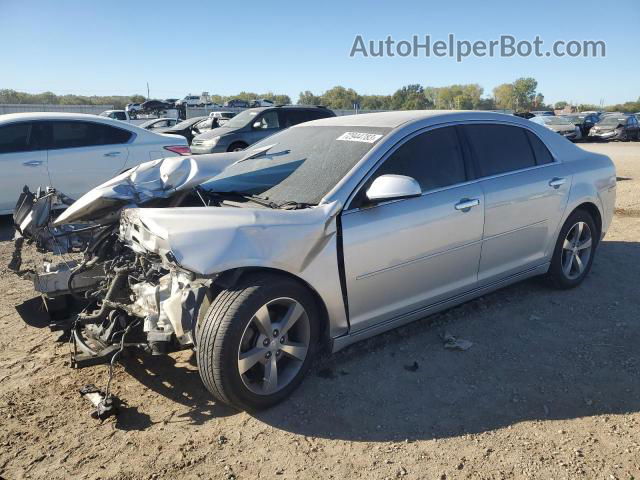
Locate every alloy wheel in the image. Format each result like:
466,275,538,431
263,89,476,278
561,221,592,280
237,297,310,395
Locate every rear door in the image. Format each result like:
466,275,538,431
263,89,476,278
461,123,571,285
0,121,50,212
45,120,132,200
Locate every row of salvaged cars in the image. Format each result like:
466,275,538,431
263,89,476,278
520,110,640,142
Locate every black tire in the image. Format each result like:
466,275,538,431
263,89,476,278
227,142,248,152
547,209,598,289
197,272,320,411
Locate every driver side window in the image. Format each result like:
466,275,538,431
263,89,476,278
255,111,280,130
372,126,467,192
352,126,467,208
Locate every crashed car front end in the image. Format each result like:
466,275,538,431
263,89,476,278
13,149,345,371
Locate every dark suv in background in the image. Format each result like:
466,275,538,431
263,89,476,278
190,105,336,153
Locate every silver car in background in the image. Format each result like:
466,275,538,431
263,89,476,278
530,115,582,141
17,111,616,411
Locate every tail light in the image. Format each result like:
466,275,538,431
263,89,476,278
164,145,191,156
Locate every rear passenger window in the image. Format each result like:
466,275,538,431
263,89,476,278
0,122,32,153
373,126,466,192
526,131,554,165
464,124,536,177
49,121,132,149
282,110,310,127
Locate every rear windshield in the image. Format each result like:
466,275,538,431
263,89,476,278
200,125,391,205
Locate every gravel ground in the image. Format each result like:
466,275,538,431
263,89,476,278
0,142,639,480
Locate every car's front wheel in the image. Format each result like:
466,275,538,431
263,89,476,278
227,142,248,152
197,273,320,411
547,209,598,289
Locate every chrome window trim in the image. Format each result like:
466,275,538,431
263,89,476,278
341,119,559,214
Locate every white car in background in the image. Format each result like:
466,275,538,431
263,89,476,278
0,112,190,213
137,118,181,130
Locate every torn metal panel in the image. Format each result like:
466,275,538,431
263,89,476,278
54,153,243,225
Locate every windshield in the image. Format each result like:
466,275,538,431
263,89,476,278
200,125,391,205
223,109,260,128
172,117,206,129
599,116,626,126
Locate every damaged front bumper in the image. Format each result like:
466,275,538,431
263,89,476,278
12,185,216,369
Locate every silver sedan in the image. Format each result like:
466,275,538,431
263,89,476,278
21,111,617,411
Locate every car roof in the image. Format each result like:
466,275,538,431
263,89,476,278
0,111,127,123
295,110,529,129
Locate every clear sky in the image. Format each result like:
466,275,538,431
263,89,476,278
1,0,638,105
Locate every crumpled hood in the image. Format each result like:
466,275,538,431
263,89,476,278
121,202,341,275
546,124,575,133
53,152,243,225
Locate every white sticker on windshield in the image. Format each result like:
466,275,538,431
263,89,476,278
336,131,383,143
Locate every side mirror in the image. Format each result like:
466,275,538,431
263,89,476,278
365,174,421,203
252,121,262,129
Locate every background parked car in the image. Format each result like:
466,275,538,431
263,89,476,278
209,111,236,126
530,115,581,141
589,114,640,141
224,99,250,108
250,99,275,107
560,113,600,137
137,118,180,130
190,105,336,153
153,116,209,143
141,99,173,112
531,111,555,116
125,103,142,117
0,112,189,213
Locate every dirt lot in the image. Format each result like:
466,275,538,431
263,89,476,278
1,143,639,480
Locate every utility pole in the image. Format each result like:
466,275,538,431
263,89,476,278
147,82,150,100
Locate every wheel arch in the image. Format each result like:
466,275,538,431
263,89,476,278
227,141,249,152
213,267,332,346
574,201,602,241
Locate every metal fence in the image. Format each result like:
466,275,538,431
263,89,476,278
184,106,388,118
0,104,113,115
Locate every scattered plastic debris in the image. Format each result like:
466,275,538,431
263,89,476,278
442,332,473,351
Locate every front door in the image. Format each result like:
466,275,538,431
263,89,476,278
340,126,485,332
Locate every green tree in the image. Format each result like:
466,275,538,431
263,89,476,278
512,77,538,110
297,90,322,105
320,86,360,109
554,101,568,110
493,83,515,110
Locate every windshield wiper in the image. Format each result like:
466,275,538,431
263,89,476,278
216,191,278,208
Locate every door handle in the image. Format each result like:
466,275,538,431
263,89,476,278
103,151,122,157
22,160,44,167
549,177,566,188
454,198,480,211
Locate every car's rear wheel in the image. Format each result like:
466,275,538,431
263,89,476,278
197,273,319,411
547,209,597,289
228,142,248,152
